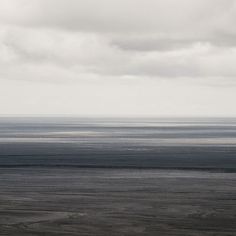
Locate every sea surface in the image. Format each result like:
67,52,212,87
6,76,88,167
0,117,236,235
0,117,236,169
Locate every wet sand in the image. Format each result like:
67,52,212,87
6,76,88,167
0,168,236,236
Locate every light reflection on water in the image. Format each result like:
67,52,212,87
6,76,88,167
0,117,236,169
0,117,236,146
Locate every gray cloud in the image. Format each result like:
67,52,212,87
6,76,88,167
0,0,236,79
0,0,236,116
1,27,236,79
1,0,236,45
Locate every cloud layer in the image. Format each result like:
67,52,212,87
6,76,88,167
0,0,236,116
1,0,236,79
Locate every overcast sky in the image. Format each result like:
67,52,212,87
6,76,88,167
0,0,236,116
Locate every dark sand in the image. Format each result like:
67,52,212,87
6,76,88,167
0,168,236,236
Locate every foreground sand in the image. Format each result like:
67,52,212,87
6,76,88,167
0,168,236,236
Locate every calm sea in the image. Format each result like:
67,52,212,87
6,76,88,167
0,117,236,170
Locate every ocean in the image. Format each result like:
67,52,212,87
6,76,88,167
0,117,236,170
0,117,236,235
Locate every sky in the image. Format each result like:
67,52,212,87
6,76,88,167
0,0,236,117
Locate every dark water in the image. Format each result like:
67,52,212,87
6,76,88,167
1,168,236,236
1,118,236,235
0,117,236,169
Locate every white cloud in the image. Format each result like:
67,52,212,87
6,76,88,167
0,0,236,116
1,26,236,80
